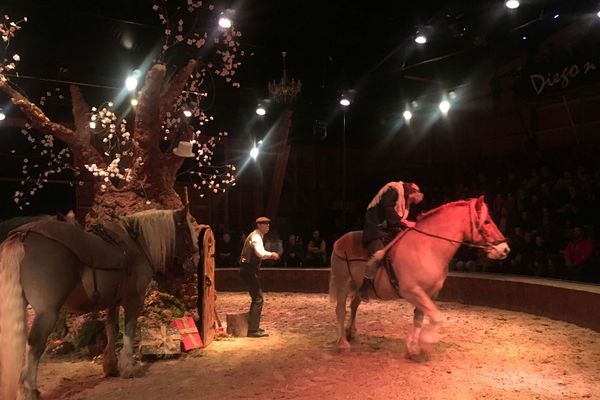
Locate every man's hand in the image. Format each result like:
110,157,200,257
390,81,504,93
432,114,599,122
270,252,280,260
402,219,416,228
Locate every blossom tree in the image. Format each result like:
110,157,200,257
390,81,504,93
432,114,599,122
0,1,241,225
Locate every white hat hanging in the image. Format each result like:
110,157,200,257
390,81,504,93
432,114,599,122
172,140,195,158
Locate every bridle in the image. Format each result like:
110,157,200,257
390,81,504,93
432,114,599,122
174,213,197,266
409,202,507,250
409,226,506,249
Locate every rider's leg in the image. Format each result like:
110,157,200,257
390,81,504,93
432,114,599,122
358,239,384,302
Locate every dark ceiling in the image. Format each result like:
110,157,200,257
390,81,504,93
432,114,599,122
1,0,600,145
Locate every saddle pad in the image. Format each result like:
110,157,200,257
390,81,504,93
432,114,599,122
333,231,369,261
10,219,128,270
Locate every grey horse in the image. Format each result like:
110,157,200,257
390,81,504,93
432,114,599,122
0,207,199,400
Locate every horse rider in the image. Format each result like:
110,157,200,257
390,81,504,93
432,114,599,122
359,181,424,302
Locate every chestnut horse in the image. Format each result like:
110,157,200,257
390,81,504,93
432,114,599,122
329,196,509,360
0,208,199,400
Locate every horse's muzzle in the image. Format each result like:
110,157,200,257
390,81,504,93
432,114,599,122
487,242,510,260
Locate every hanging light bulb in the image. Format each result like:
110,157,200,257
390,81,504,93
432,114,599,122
505,0,519,9
439,100,451,114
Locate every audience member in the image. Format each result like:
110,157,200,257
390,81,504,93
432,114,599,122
306,230,327,267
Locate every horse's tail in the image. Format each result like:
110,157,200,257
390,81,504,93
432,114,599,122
0,236,27,400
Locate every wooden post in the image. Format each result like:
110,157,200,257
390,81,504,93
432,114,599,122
197,226,216,346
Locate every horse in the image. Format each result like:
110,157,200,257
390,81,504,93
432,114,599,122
0,207,199,400
0,211,79,242
329,196,510,361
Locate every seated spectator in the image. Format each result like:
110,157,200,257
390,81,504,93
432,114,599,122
263,231,283,267
306,230,327,267
529,234,553,277
283,234,304,267
562,226,596,281
215,233,237,267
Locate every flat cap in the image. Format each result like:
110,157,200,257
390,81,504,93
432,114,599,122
255,216,271,224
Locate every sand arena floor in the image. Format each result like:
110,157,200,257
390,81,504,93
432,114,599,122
37,292,600,400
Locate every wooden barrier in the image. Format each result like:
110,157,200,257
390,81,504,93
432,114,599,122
197,226,216,347
215,268,600,332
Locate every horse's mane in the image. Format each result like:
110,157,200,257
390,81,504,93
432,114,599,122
121,209,176,272
417,199,472,221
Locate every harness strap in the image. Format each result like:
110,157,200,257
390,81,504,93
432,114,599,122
382,255,402,298
340,251,398,300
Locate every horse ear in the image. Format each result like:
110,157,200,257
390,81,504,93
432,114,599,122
475,195,484,211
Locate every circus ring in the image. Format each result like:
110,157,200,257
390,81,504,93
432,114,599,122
37,269,600,400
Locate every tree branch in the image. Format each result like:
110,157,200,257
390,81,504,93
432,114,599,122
160,59,198,120
69,85,105,166
0,77,105,167
0,77,76,144
130,64,168,183
134,64,166,151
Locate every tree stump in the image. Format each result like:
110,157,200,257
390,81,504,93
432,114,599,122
226,313,249,337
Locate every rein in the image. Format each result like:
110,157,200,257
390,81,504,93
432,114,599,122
409,227,506,249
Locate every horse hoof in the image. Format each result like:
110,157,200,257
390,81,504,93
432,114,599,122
103,363,119,377
336,340,352,353
18,387,41,400
407,351,429,363
118,357,139,378
420,328,441,345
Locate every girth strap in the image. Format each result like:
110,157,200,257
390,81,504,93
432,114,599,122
382,255,402,298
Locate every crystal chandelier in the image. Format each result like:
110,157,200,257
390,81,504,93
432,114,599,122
268,52,301,105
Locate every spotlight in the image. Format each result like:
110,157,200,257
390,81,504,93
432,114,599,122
415,35,427,44
125,77,137,91
0,110,5,121
505,0,519,9
183,109,193,118
256,104,266,116
597,11,600,18
218,9,234,28
403,110,412,122
250,145,259,160
131,98,138,106
439,100,451,114
522,35,527,40
553,14,559,19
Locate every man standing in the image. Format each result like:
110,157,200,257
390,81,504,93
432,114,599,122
239,217,280,337
359,181,424,301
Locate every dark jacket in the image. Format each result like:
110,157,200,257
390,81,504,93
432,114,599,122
363,185,407,244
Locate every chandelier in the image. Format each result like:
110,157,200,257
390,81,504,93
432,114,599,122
268,52,301,105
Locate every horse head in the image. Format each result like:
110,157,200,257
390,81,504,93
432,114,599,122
173,204,200,270
470,196,510,260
